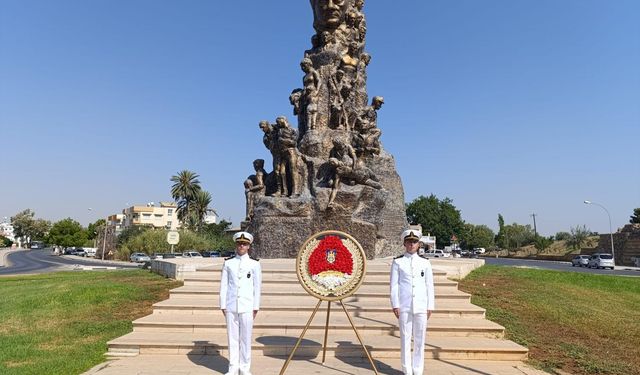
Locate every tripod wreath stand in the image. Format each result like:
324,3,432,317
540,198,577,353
279,230,379,375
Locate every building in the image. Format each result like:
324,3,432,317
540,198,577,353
0,222,15,242
420,234,437,250
106,214,125,235
120,202,179,230
204,211,218,224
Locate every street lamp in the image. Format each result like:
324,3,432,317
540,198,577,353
584,200,616,267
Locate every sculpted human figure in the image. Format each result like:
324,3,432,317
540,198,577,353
355,96,383,155
311,0,350,33
320,30,334,47
289,89,303,117
327,137,381,208
340,41,360,79
301,58,321,130
274,116,301,198
244,159,266,221
329,69,351,130
352,0,367,42
259,120,279,177
355,52,371,86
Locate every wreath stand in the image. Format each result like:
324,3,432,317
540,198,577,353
279,298,379,375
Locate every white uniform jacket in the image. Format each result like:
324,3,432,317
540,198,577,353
390,252,435,313
219,254,262,313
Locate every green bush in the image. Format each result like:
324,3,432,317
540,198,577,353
1,235,13,247
116,228,233,260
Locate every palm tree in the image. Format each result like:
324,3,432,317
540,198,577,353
191,190,213,231
170,170,202,224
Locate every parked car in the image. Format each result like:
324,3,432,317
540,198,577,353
74,248,87,257
130,253,151,262
201,250,221,258
84,247,97,257
161,253,176,259
423,249,451,258
473,247,486,254
183,251,203,258
588,253,615,269
571,255,590,267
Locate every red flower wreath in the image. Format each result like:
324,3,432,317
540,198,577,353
308,235,354,276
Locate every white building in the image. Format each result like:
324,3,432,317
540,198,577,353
204,211,218,224
420,234,437,250
0,222,15,242
120,202,179,230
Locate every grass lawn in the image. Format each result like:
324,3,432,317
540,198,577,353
458,266,640,375
0,270,181,375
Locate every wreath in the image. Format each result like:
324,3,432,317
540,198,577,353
307,235,354,290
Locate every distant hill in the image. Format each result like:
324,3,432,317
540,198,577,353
488,236,600,259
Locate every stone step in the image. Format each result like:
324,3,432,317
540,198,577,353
107,332,527,360
176,281,459,294
132,312,504,338
152,298,485,318
181,273,452,284
166,287,471,302
188,267,448,278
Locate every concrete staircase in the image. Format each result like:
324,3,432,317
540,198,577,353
107,259,528,362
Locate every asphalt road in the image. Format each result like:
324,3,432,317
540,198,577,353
0,248,140,276
483,256,640,277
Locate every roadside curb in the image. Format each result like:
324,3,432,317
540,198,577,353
62,255,140,268
0,248,21,267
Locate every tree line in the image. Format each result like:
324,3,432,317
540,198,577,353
406,195,634,252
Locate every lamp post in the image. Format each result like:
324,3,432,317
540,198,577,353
584,200,616,267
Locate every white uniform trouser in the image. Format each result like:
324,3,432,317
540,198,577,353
399,312,427,375
226,311,253,375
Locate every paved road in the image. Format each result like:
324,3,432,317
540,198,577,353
0,248,140,276
483,256,640,277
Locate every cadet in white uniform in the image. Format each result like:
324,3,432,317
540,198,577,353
220,231,262,375
390,229,435,375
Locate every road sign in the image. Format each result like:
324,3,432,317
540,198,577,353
166,231,180,245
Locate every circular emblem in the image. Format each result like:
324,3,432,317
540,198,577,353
296,230,367,301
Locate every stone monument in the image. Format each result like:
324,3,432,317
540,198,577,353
243,0,408,259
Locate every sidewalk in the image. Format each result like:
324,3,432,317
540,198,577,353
84,354,549,375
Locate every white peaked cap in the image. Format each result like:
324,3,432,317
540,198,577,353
401,229,422,242
233,231,254,244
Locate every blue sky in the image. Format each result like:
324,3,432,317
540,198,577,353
1,0,638,236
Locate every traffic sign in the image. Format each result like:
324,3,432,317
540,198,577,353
167,231,180,245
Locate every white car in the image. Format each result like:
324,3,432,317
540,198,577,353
473,247,486,254
423,249,451,258
84,247,97,257
587,253,615,270
130,253,151,262
183,251,203,258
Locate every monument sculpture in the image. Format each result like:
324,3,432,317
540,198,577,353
243,0,408,258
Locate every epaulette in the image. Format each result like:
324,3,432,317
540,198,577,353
224,256,235,261
394,254,403,259
419,254,430,260
250,255,260,261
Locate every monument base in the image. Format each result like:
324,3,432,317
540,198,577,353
247,152,407,260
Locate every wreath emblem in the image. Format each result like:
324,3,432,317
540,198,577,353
297,231,366,301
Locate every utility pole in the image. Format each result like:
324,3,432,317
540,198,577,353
530,213,538,238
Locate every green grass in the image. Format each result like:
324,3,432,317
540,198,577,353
0,270,181,375
458,266,640,375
